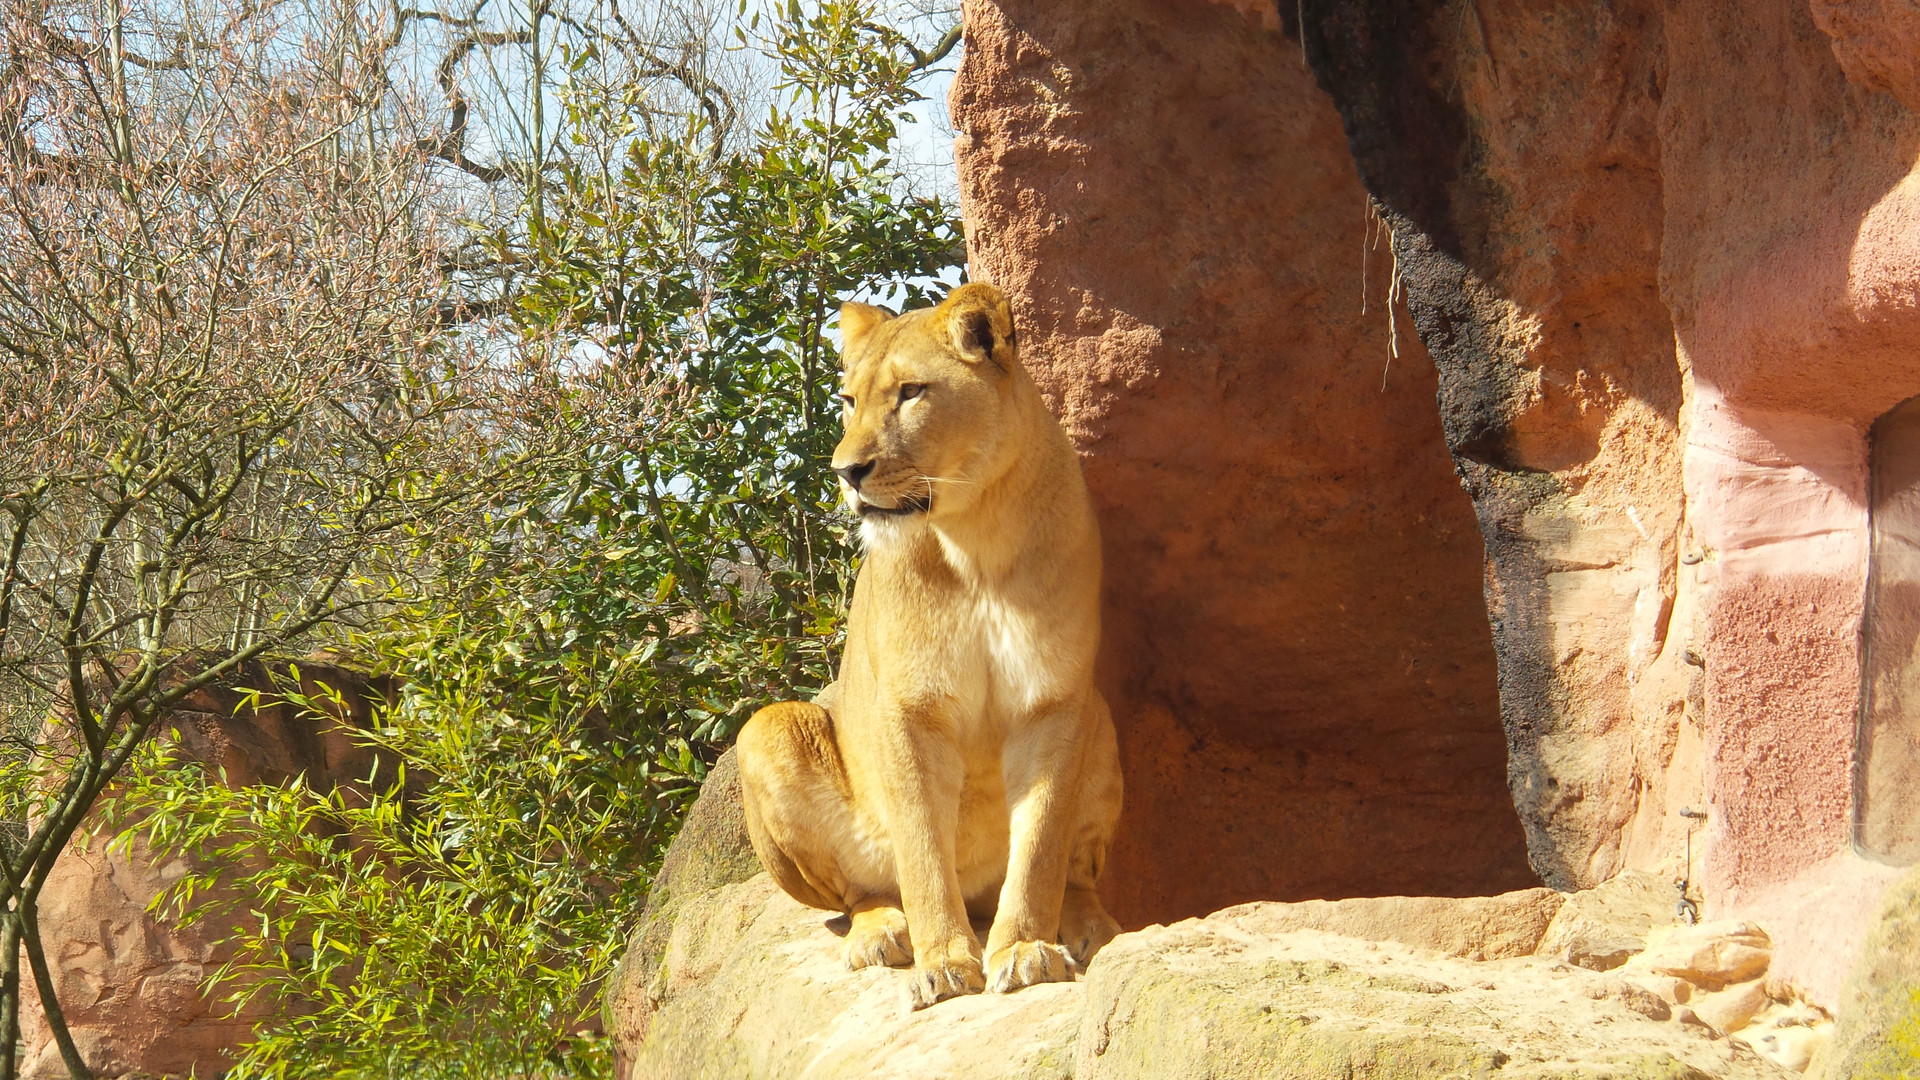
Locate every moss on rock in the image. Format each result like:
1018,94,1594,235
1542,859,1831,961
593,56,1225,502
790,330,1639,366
603,748,761,1055
1820,864,1920,1080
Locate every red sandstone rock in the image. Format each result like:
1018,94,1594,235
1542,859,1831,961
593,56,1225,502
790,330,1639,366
1658,0,1920,916
1300,0,1920,1008
1305,0,1694,895
16,661,398,1079
1808,0,1920,110
951,0,1535,927
952,0,1920,1009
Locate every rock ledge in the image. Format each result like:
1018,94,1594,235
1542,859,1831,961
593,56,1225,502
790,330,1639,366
612,875,1807,1080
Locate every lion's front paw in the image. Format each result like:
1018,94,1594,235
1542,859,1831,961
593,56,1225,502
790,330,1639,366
985,939,1074,994
907,940,985,1010
844,905,912,970
1058,887,1122,969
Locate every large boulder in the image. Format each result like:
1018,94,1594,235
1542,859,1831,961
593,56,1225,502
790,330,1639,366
603,747,763,1062
1537,871,1677,972
620,876,1079,1080
1078,911,1782,1080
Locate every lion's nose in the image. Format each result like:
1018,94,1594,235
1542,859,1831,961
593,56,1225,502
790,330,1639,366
834,460,875,489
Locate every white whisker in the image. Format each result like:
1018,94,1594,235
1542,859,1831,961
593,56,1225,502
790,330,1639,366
916,473,975,488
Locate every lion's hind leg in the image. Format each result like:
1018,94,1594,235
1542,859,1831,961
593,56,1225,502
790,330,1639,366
736,700,909,970
1058,694,1123,969
845,898,912,969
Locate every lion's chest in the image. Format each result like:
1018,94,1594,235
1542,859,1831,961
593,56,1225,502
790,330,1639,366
933,588,1078,745
842,531,1093,743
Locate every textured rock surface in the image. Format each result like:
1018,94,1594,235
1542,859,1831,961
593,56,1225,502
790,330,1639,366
615,871,1795,1080
1629,922,1773,993
1656,0,1920,916
1297,0,1920,1005
1209,887,1565,962
16,661,398,1079
1733,1000,1835,1076
620,875,1080,1080
1303,0,1690,896
950,0,1535,927
14,832,250,1080
1077,913,1783,1080
1807,0,1920,110
1733,850,1908,1015
1536,871,1675,972
1816,863,1920,1079
604,748,761,1063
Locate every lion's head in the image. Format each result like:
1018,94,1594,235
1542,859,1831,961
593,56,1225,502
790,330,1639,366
831,282,1023,544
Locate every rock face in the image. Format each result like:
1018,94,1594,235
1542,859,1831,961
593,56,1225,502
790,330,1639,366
953,0,1920,1029
950,0,1536,927
950,0,1920,1003
1818,863,1920,1078
1292,0,1920,997
604,748,762,1072
16,661,398,1079
613,867,1800,1080
1302,0,1688,897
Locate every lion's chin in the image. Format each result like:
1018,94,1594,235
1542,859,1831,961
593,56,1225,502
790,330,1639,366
855,499,932,548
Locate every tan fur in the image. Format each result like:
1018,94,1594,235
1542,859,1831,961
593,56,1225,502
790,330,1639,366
735,282,1123,1009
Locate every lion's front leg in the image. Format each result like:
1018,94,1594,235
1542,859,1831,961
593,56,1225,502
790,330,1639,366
871,710,986,1009
982,697,1095,994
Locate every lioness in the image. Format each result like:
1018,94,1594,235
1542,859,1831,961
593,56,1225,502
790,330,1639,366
735,282,1123,1009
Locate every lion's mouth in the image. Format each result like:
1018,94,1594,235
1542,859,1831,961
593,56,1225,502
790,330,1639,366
856,492,932,518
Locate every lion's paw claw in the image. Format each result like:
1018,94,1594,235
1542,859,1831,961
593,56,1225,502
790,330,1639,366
908,950,986,1010
986,939,1074,994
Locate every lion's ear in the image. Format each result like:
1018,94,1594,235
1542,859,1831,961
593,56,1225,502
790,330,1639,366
941,282,1016,371
837,302,895,357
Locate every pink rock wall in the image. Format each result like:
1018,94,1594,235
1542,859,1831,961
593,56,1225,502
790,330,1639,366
1663,0,1920,906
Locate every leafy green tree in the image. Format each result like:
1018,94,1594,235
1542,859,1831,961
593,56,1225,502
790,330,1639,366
520,0,962,741
114,2,963,1076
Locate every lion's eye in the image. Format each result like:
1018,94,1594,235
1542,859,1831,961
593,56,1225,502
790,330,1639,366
898,383,927,404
